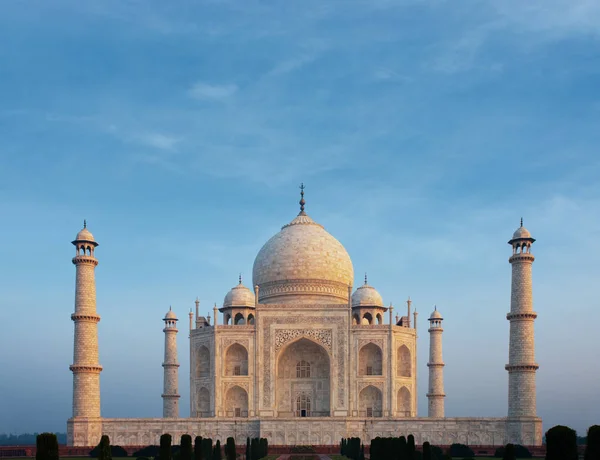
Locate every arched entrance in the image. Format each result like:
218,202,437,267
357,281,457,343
276,338,330,417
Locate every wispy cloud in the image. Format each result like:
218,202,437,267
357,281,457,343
134,132,181,150
267,54,318,76
189,82,238,100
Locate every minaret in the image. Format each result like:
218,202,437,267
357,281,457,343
162,307,180,418
70,221,103,420
506,220,538,418
427,306,445,417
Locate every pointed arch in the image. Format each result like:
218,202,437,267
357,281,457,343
234,312,245,325
197,387,210,417
397,344,411,377
397,386,411,416
225,385,248,417
196,345,210,378
362,313,373,325
225,343,248,376
359,342,383,376
276,337,330,417
359,385,382,417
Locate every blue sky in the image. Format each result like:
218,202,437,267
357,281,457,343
1,0,599,436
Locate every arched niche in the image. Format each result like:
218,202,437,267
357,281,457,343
276,338,330,417
225,385,248,417
397,386,411,416
196,345,210,378
358,343,383,376
397,344,411,377
225,343,248,376
197,387,210,417
359,385,382,417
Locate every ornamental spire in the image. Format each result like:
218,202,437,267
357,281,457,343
299,183,306,215
83,219,87,228
364,273,368,285
239,273,242,285
520,217,523,227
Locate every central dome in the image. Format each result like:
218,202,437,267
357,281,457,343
252,212,354,304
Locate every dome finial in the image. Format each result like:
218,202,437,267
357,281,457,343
239,273,242,285
364,273,368,285
520,217,523,227
83,219,87,228
169,305,172,311
299,183,306,215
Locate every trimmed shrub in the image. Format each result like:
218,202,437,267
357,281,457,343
36,433,59,460
585,425,600,460
545,425,578,460
449,444,474,458
160,434,173,460
429,445,443,460
133,446,159,458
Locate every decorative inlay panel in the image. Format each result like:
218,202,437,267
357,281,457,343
275,329,332,352
223,338,249,350
358,338,384,350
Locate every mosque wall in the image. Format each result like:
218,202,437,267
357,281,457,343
69,417,542,447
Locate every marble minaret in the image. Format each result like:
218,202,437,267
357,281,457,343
506,220,538,418
427,306,445,417
68,221,103,446
162,307,180,418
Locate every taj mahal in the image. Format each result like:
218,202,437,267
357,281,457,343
67,187,543,447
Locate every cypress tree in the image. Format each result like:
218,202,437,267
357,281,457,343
422,442,431,460
502,443,516,460
245,438,250,460
585,425,600,460
225,437,236,460
546,425,578,460
251,438,258,460
359,444,365,460
36,433,59,460
98,435,112,460
399,437,407,460
407,435,415,460
195,437,203,460
160,434,172,460
213,440,221,460
202,438,213,460
180,435,192,460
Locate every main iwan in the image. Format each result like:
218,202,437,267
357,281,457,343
67,190,542,447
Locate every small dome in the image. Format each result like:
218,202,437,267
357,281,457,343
223,280,255,308
74,221,96,243
164,308,177,320
512,226,531,239
352,279,384,308
429,308,443,320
